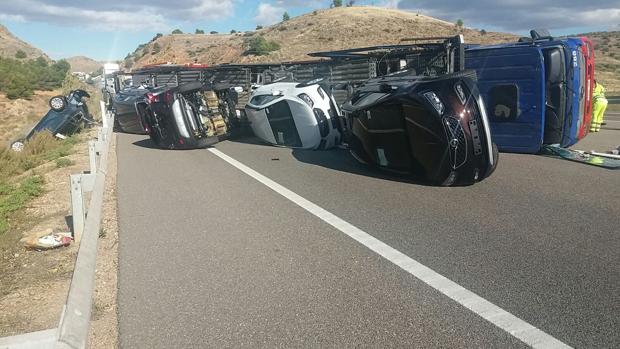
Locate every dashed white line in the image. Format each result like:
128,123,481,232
208,147,572,349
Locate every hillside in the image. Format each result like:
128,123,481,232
126,7,517,69
577,31,620,94
65,56,102,74
0,24,48,60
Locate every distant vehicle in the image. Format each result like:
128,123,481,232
341,70,498,186
10,90,92,151
245,78,344,150
142,82,241,149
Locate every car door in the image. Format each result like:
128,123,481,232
465,45,546,153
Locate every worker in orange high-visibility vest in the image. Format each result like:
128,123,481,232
591,80,608,132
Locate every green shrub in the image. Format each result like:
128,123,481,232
332,0,342,7
256,25,263,30
55,157,74,168
172,29,183,34
0,175,44,234
282,12,290,21
195,29,205,34
0,57,70,99
15,50,27,59
246,36,281,55
152,43,161,55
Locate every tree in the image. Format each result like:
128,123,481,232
346,0,355,6
282,12,290,21
480,29,487,35
15,50,27,59
246,36,281,55
332,0,342,7
152,43,161,54
171,29,183,34
230,29,237,34
456,19,464,31
195,29,205,34
210,31,218,34
124,57,134,69
256,25,263,30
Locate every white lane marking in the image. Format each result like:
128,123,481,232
208,148,571,349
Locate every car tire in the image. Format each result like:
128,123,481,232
10,139,25,152
49,95,67,112
113,116,122,132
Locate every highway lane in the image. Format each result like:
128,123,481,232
117,131,619,348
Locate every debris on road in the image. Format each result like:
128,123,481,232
540,145,620,169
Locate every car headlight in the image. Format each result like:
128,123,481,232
297,93,314,108
423,91,444,115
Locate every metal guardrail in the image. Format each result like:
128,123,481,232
0,101,115,349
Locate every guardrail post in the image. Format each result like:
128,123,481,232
88,141,97,175
70,174,84,241
100,101,108,129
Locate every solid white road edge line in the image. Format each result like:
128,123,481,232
208,147,571,349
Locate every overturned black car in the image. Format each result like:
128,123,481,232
111,86,153,134
11,90,91,151
341,70,498,186
141,81,241,149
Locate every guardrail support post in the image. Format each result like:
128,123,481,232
100,100,108,129
88,141,97,175
70,174,84,241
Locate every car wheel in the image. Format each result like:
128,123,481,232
113,116,122,132
11,139,25,152
49,95,67,112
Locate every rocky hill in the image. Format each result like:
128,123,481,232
126,7,517,69
0,24,48,60
65,56,102,74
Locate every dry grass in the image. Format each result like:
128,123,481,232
0,90,58,144
131,6,516,67
0,132,80,234
0,132,79,183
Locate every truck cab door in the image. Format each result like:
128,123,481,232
465,45,546,153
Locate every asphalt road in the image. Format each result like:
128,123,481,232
117,130,619,348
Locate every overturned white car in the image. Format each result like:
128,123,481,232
245,78,343,150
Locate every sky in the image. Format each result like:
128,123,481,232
0,0,618,61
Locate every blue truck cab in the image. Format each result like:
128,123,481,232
465,30,585,153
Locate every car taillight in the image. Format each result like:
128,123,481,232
146,92,159,104
146,91,174,104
